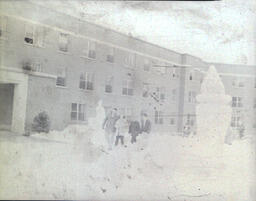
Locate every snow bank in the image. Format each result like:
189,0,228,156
0,126,255,200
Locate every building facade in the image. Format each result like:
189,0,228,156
0,1,255,137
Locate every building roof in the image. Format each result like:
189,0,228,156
1,0,255,74
211,63,256,76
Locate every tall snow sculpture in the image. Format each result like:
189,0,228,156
89,100,107,147
196,65,232,154
89,100,106,130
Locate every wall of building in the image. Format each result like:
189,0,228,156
0,1,255,136
0,2,186,132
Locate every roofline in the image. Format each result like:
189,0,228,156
16,1,256,68
28,1,186,57
209,62,256,68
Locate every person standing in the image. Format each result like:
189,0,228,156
140,113,151,134
102,108,120,150
129,118,141,144
115,115,129,146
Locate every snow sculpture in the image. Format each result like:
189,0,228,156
88,100,105,129
89,100,107,147
196,65,232,155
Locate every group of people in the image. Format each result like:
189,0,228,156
102,108,151,150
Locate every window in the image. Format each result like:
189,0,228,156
24,24,34,44
155,110,164,124
82,40,96,59
106,47,114,63
30,58,43,72
24,24,44,47
186,114,194,126
143,58,151,71
0,16,7,39
239,82,244,87
170,117,175,125
142,83,149,98
124,53,135,67
188,91,196,103
232,97,243,107
58,33,69,52
172,89,177,102
156,87,165,101
79,72,94,90
71,103,86,121
32,62,42,72
231,115,242,128
189,70,194,81
172,68,179,78
105,76,114,93
232,78,244,88
56,68,66,87
122,79,134,96
88,41,96,59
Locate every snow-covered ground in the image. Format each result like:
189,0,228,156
0,126,255,200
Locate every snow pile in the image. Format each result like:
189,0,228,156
0,127,255,200
31,125,91,143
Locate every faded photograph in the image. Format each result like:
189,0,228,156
0,0,255,200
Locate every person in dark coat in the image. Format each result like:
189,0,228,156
129,119,141,144
102,108,120,150
140,113,151,134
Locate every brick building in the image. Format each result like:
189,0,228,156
0,1,255,137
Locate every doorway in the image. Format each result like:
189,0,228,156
0,84,14,130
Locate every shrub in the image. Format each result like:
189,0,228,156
32,111,51,133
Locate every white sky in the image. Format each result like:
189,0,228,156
34,0,256,65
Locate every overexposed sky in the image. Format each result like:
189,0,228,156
33,0,256,65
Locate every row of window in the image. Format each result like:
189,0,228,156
0,16,181,75
185,94,250,108
230,115,243,128
21,20,179,75
232,78,256,88
23,23,137,67
56,70,179,100
232,97,243,108
70,105,179,126
155,112,195,126
21,62,254,108
187,71,256,88
59,73,247,106
230,98,255,128
2,16,256,86
70,103,180,126
71,102,256,129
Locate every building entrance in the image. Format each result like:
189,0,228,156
0,84,14,130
